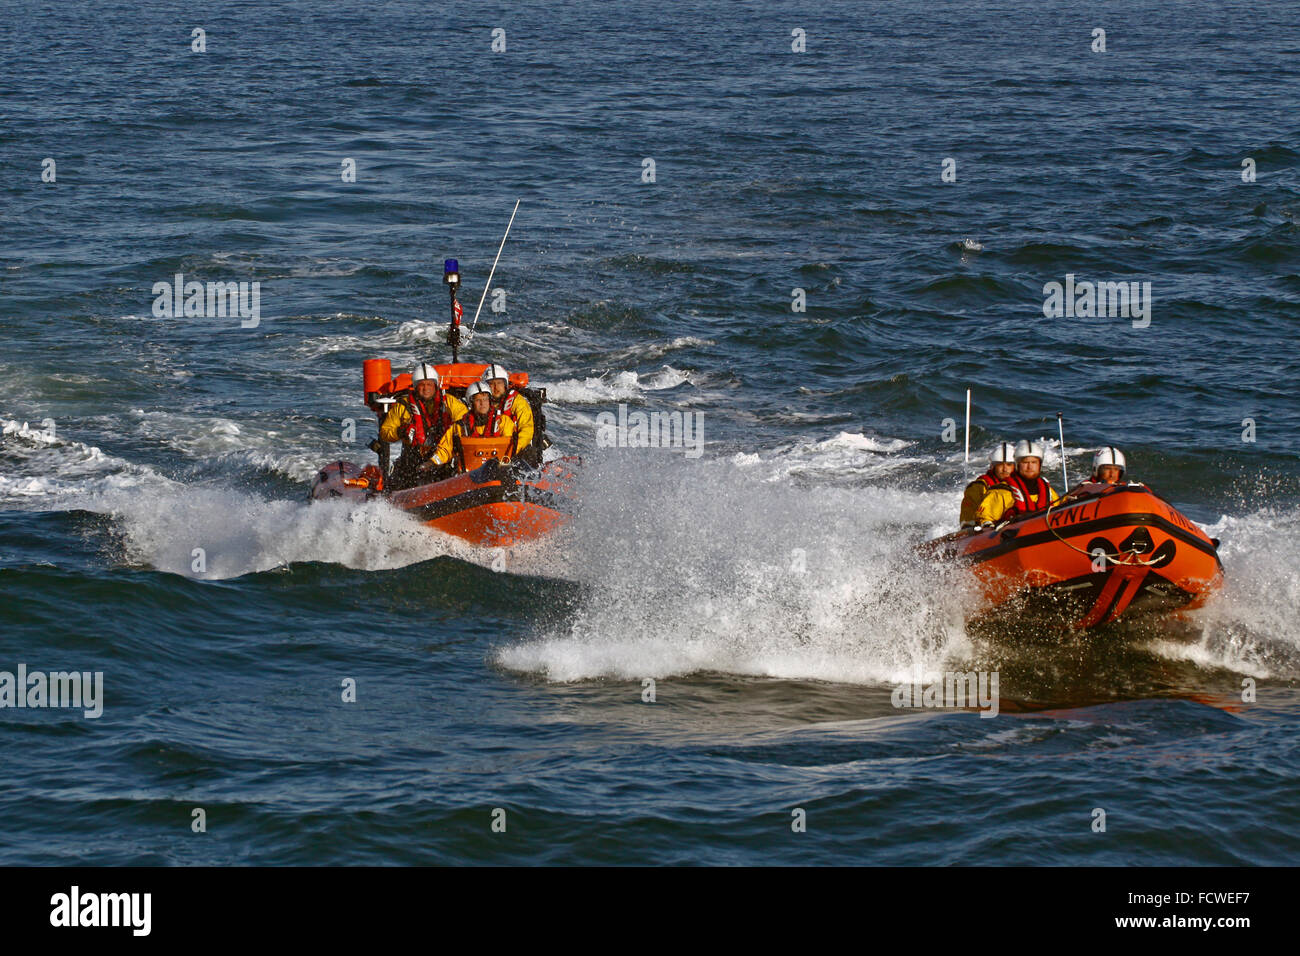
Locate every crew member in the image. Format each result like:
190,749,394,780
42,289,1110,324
1090,446,1127,484
379,363,467,489
974,440,1060,525
481,363,537,464
428,381,516,468
1063,446,1132,499
960,442,1016,528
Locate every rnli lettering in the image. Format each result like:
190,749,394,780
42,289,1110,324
1164,506,1195,533
1048,501,1100,529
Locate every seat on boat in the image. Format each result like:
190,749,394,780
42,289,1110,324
457,435,512,472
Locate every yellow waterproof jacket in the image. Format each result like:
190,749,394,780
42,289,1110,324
975,482,1060,525
379,393,468,449
499,391,534,453
430,412,517,467
960,474,1006,526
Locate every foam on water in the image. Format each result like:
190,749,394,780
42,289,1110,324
604,336,714,363
1,417,177,505
1,415,486,577
2,419,60,448
127,409,325,482
738,430,921,483
499,441,1300,685
1164,507,1300,678
79,483,488,578
542,366,691,404
497,451,980,684
9,403,1299,678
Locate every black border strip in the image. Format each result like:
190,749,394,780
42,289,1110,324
969,511,1222,567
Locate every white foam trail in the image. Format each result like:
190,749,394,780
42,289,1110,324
128,409,325,481
541,366,690,404
1,415,496,575
1167,507,1300,677
498,448,1300,684
10,393,1300,680
497,452,979,684
811,432,912,454
3,419,60,447
605,336,714,364
734,430,921,483
1,417,177,505
72,483,491,578
398,320,454,346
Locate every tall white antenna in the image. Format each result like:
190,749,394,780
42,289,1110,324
964,389,971,466
467,199,521,343
1057,412,1069,488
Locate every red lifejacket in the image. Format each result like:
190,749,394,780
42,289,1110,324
970,471,1012,502
493,388,525,455
459,404,502,437
493,388,520,422
1005,473,1053,516
400,390,453,451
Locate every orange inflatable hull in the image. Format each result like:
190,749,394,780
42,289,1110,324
312,457,578,548
922,484,1223,629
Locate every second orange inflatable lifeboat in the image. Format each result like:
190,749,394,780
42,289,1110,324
922,482,1223,630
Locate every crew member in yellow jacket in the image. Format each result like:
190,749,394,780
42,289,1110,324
974,440,1060,525
378,363,467,488
428,381,517,468
960,441,1016,528
481,363,536,463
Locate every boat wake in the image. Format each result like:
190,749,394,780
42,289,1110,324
6,410,1299,685
1,415,493,576
497,452,981,684
1170,508,1300,679
498,450,1300,688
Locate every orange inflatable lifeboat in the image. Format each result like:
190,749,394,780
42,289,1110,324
921,482,1223,630
309,359,579,548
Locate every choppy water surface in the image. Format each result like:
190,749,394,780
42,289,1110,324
1,0,1298,864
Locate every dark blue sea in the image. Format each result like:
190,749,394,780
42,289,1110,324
1,0,1298,865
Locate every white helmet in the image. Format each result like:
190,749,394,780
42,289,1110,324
989,441,1016,465
1014,439,1045,463
481,363,510,384
465,381,488,400
411,363,440,385
1092,446,1126,476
